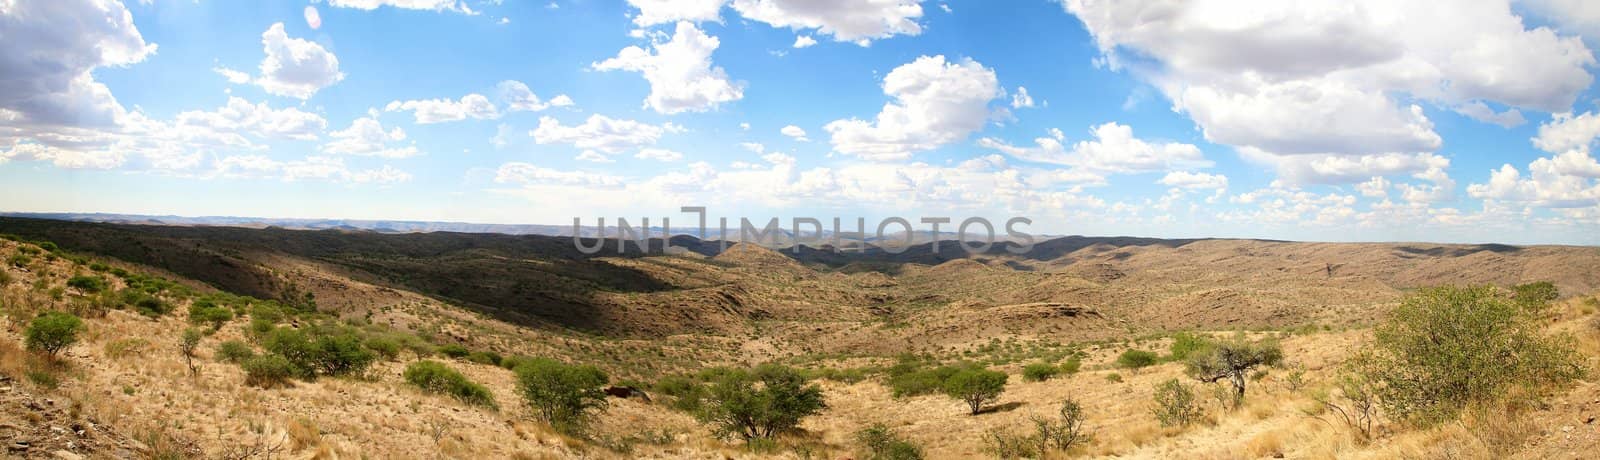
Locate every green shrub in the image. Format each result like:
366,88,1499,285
25,311,85,357
88,262,110,272
364,336,401,361
1022,362,1060,382
131,294,171,317
1116,350,1159,369
654,374,708,412
1513,281,1560,314
0,269,11,286
1167,333,1211,361
696,364,825,440
1104,373,1122,383
1352,285,1584,426
886,361,972,397
310,331,376,377
466,351,503,366
1151,378,1201,427
943,368,1008,415
241,354,296,388
983,428,1038,460
215,340,255,363
438,344,470,358
1060,357,1082,374
261,327,318,378
499,354,538,370
854,423,924,460
404,360,496,407
514,358,610,434
66,275,107,293
187,300,234,330
7,253,31,268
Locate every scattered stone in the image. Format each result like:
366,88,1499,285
52,450,84,460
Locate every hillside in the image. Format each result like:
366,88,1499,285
1,219,1599,458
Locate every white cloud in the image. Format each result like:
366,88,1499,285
730,0,924,45
214,154,411,184
0,0,156,129
739,122,751,130
793,35,817,48
593,22,743,114
635,148,684,161
1453,101,1525,128
780,124,809,141
739,142,765,153
530,114,680,153
214,67,251,84
1244,150,1450,186
1356,177,1391,198
1159,171,1228,190
305,6,323,29
825,55,1001,160
1534,111,1600,154
978,122,1210,176
494,162,624,187
326,0,473,14
174,96,327,141
575,150,615,163
1061,0,1594,160
385,93,498,124
255,23,345,99
322,115,420,158
497,80,574,112
1011,86,1035,109
626,0,727,26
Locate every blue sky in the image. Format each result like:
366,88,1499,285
3,0,1600,245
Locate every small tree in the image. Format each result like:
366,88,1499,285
1184,338,1282,408
25,311,84,357
514,358,609,434
1032,398,1091,453
943,368,1007,415
1116,349,1159,369
1152,378,1202,427
697,364,826,440
180,328,202,375
854,423,924,460
405,360,496,407
1314,373,1379,444
242,354,295,388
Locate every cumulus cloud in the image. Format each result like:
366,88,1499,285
978,122,1210,177
175,97,327,141
730,0,924,45
1159,171,1228,190
793,35,818,48
1060,0,1594,161
255,23,345,99
593,22,743,114
635,148,684,161
626,0,727,26
826,55,1001,160
530,114,681,153
0,0,156,129
497,80,574,112
1468,110,1600,208
1453,101,1526,128
385,93,499,124
780,125,809,141
213,154,411,184
326,0,473,14
495,162,624,187
321,115,420,158
1011,86,1035,109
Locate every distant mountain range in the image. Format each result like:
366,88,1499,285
0,212,1042,245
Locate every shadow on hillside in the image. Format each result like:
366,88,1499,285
1394,244,1522,257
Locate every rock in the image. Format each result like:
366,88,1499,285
9,441,30,452
1563,425,1574,432
52,450,84,460
1586,415,1596,424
